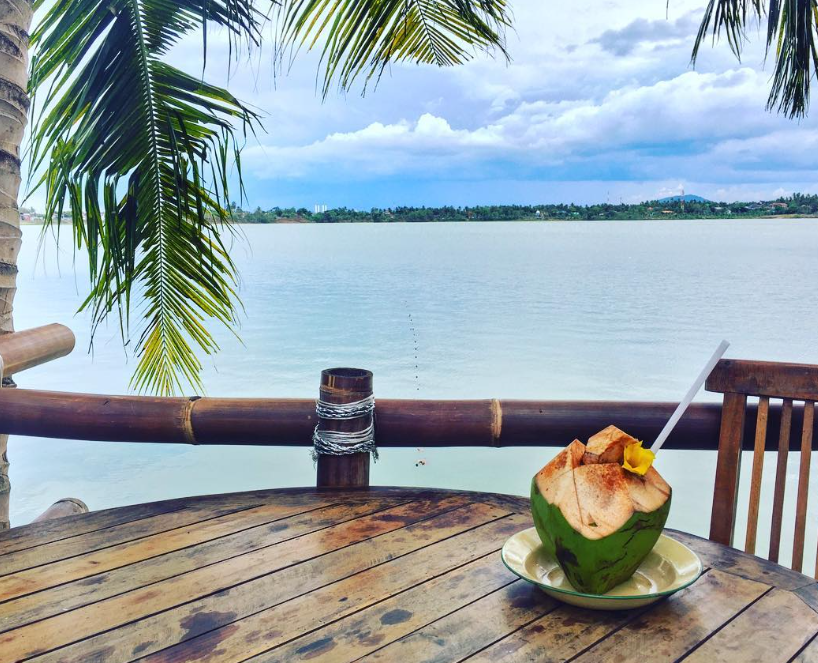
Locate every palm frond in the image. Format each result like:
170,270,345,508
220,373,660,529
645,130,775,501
30,0,263,395
29,0,510,393
277,0,511,95
692,0,818,117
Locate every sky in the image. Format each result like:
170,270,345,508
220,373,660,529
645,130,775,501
28,1,818,209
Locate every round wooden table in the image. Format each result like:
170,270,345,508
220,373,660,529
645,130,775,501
1,487,817,663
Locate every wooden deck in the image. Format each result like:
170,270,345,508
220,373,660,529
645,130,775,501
1,487,818,662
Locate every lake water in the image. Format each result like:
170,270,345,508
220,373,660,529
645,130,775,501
8,219,818,567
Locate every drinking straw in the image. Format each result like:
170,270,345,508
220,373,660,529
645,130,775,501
650,340,731,453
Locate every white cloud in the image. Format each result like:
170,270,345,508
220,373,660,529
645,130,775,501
590,11,702,56
244,113,508,178
708,128,818,171
151,0,817,205
243,65,814,190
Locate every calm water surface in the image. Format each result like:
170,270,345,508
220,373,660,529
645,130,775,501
9,220,818,565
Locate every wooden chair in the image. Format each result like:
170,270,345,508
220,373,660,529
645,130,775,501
706,359,818,574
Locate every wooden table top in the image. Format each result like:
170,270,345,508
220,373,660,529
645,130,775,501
1,486,818,663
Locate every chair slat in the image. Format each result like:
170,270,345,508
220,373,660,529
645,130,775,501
793,401,815,572
710,392,747,547
769,399,793,563
744,396,770,555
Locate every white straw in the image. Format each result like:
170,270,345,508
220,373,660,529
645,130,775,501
650,340,731,454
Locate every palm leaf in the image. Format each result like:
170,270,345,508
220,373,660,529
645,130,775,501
29,0,263,395
277,0,511,95
692,0,818,117
29,0,511,395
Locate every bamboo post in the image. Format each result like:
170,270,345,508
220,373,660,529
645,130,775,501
0,323,75,376
1,362,9,531
0,432,8,531
33,498,89,523
0,323,75,529
315,368,373,488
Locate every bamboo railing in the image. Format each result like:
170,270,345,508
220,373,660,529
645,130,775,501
2,322,818,514
0,388,812,451
0,324,82,528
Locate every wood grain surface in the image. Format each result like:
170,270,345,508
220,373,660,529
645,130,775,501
0,487,816,663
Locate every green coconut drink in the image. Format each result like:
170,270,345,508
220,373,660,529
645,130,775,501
530,426,671,595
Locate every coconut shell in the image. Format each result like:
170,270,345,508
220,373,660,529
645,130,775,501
531,478,671,594
530,428,672,594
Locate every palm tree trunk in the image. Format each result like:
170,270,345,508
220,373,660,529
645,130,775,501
0,0,32,530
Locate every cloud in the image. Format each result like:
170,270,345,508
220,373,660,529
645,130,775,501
135,0,817,207
590,12,701,56
707,128,818,172
244,113,507,179
244,66,812,189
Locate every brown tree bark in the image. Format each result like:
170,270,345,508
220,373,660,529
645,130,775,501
0,0,32,530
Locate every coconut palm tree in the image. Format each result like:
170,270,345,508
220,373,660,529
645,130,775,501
693,0,818,118
0,0,32,530
0,0,509,527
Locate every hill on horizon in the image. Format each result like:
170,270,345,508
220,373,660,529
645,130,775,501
657,194,712,203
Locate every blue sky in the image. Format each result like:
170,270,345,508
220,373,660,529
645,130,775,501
29,1,818,209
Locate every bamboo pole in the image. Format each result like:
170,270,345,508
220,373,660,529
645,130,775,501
33,498,89,523
0,323,75,529
0,323,75,377
0,387,812,451
0,440,7,531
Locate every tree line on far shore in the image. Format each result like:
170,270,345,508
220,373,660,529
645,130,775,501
230,193,818,224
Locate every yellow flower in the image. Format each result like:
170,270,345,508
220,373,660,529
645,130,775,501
622,441,655,476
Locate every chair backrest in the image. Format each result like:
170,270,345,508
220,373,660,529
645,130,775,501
706,359,818,575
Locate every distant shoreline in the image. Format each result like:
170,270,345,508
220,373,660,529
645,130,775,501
19,214,818,227
228,196,818,224
19,194,818,225
235,214,818,224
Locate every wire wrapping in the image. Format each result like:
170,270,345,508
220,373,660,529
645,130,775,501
315,394,374,420
312,395,376,457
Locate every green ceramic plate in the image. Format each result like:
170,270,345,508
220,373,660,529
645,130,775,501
501,527,703,610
